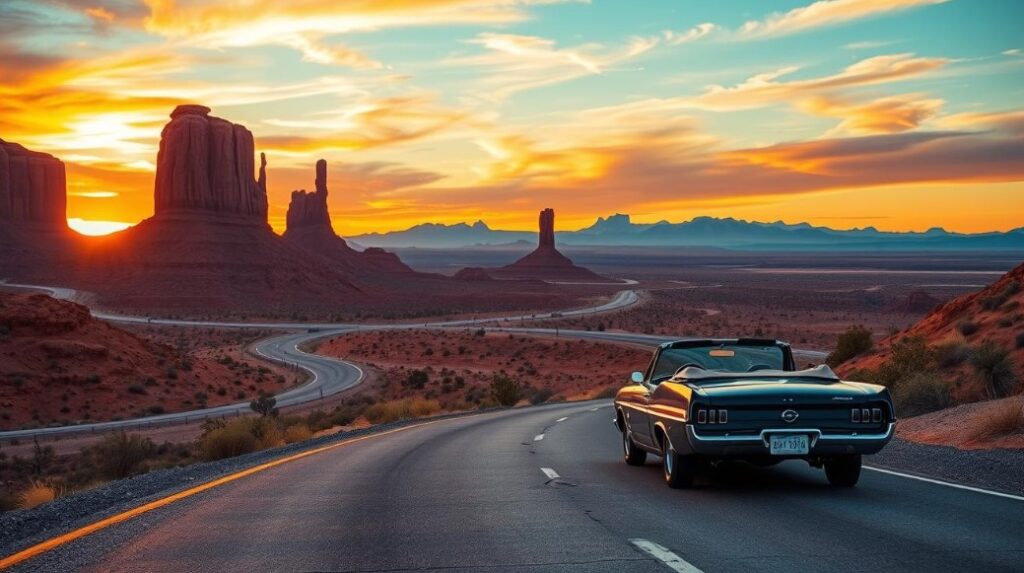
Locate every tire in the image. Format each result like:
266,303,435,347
825,454,862,487
623,429,647,466
662,439,697,488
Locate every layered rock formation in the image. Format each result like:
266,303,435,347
153,105,267,220
0,139,78,282
0,138,67,227
283,159,412,275
74,106,366,313
486,208,604,281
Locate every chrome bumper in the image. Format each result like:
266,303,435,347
683,423,895,456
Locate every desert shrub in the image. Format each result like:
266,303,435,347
200,419,259,461
249,393,278,417
958,321,979,337
874,337,934,387
17,481,61,510
966,399,1024,442
0,324,9,337
892,373,951,417
981,281,1020,311
97,432,155,479
491,374,523,407
826,325,873,367
933,338,971,368
404,370,429,389
363,398,440,424
970,342,1018,399
284,423,312,444
127,383,147,395
1016,331,1024,349
530,388,555,405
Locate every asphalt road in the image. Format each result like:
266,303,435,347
13,401,1023,573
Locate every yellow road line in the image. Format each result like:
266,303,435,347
0,419,446,570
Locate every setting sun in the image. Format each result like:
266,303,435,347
66,218,134,236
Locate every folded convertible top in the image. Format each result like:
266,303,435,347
671,364,839,382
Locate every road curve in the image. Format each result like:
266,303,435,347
0,284,829,439
11,402,1022,573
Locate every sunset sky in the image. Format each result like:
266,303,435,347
2,0,1022,236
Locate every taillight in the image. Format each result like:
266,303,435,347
695,408,728,424
852,407,883,423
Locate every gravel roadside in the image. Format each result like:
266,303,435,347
870,437,1024,496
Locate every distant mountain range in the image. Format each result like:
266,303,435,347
348,214,1024,251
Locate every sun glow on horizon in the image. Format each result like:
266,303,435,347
67,218,134,236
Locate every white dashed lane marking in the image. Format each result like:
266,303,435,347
540,467,559,480
630,539,705,573
555,417,569,423
533,434,545,441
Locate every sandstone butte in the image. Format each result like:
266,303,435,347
0,138,67,228
282,159,412,275
482,208,605,281
68,105,366,312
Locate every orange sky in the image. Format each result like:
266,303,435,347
3,0,1023,236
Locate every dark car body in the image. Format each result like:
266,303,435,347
614,339,895,487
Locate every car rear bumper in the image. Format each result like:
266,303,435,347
682,422,895,457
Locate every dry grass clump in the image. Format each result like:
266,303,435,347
284,423,313,444
363,398,441,424
199,418,260,461
966,398,1024,442
18,480,61,510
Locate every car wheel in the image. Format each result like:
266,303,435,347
825,454,862,487
662,439,696,488
623,429,647,466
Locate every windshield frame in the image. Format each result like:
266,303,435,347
646,339,795,385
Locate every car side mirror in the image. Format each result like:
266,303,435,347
630,371,645,384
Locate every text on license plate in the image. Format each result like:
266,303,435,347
769,434,809,455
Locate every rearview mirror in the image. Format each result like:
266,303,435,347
630,371,645,383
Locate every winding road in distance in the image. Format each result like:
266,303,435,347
0,283,824,440
10,401,1023,573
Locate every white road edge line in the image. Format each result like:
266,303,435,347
540,467,559,480
555,417,569,423
864,466,1024,502
630,539,705,573
533,434,545,441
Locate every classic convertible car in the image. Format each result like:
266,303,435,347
614,339,895,488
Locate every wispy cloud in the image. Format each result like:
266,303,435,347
140,0,582,67
738,0,949,39
446,32,658,99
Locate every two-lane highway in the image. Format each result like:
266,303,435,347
10,402,1022,573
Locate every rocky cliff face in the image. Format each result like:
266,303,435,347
153,105,267,220
0,138,67,227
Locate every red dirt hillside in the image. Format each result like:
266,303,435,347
841,261,1024,375
0,292,291,429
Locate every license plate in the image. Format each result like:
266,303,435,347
769,434,809,455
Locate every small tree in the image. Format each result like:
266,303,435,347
826,325,873,367
250,393,278,417
491,374,522,407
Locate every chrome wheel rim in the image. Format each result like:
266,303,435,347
623,432,631,456
665,446,674,475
